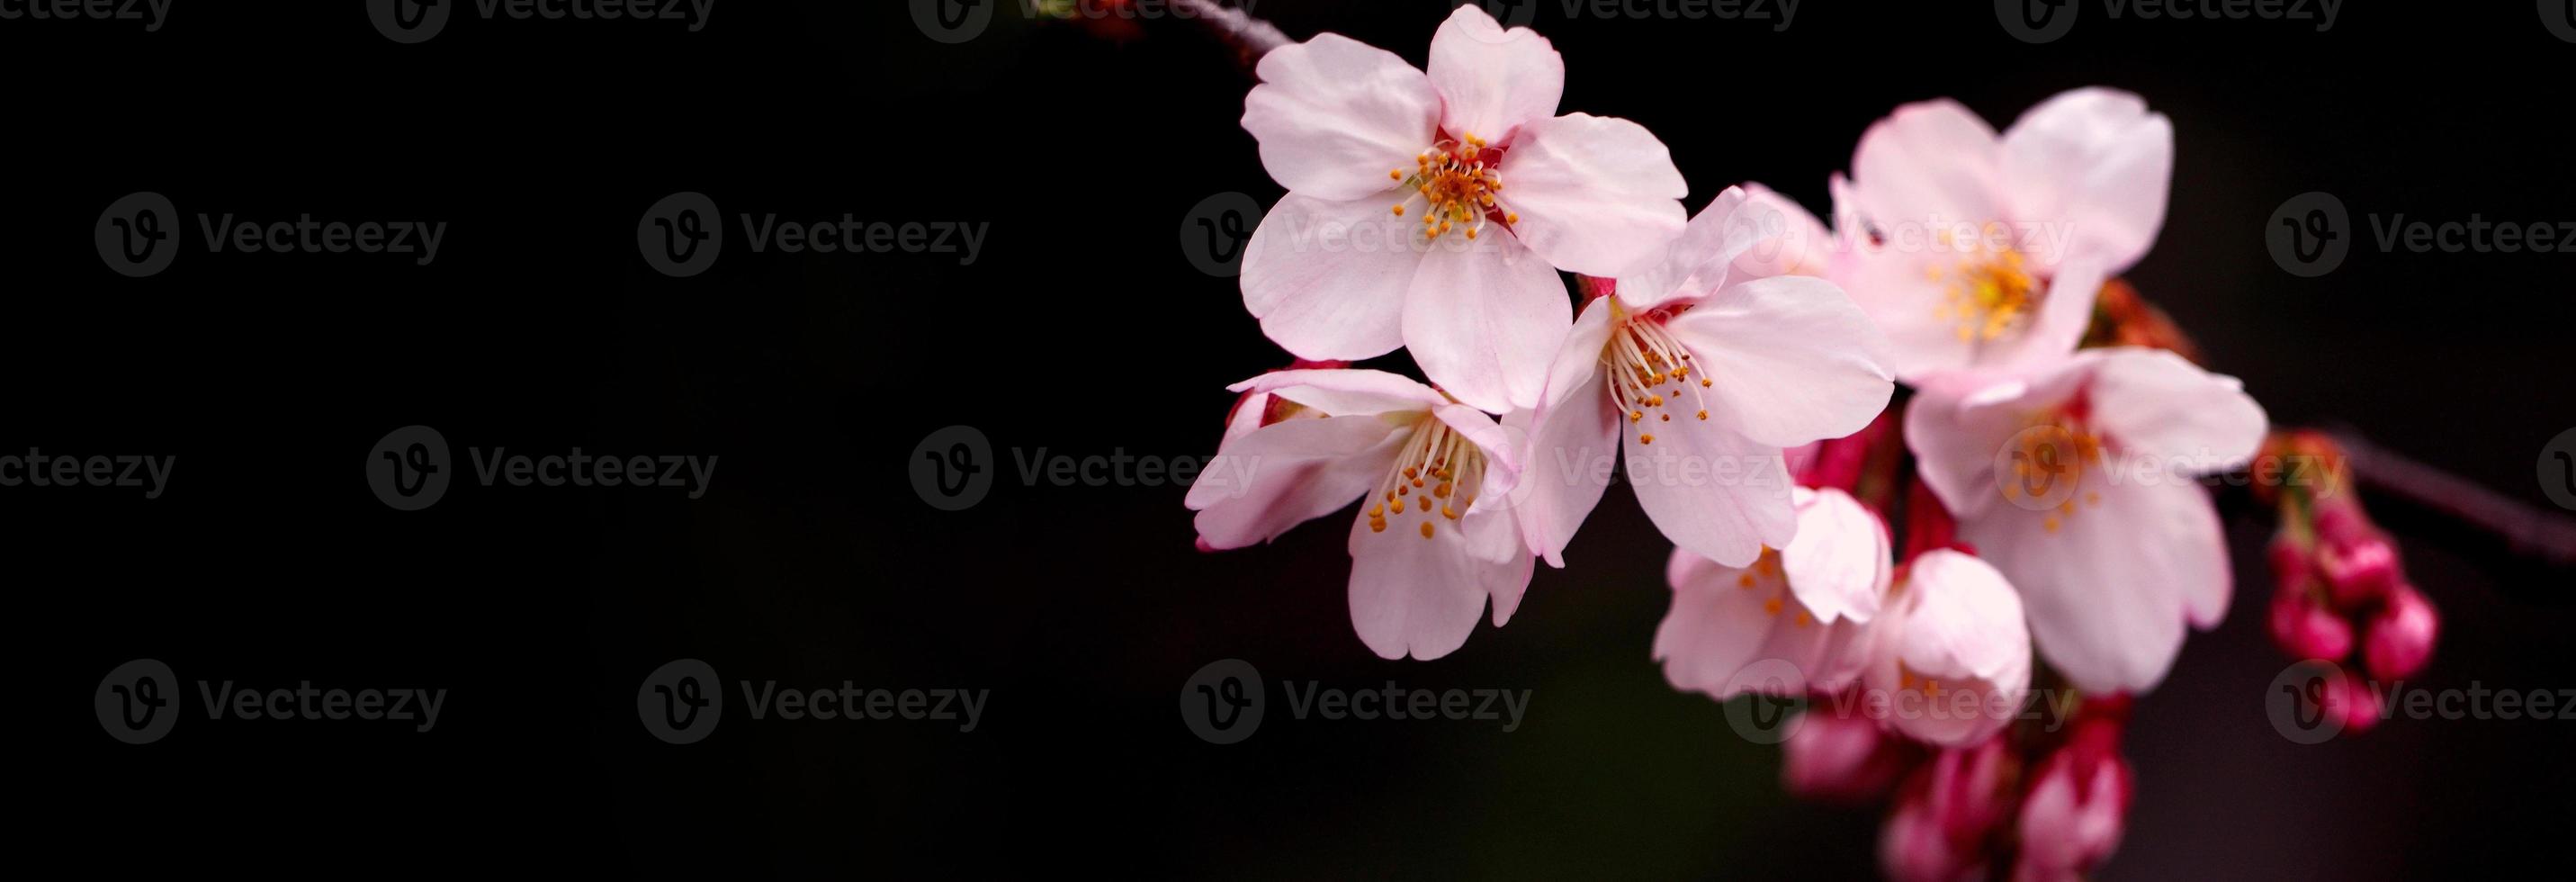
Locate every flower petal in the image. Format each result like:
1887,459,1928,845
1845,98,2004,232
1654,550,1780,696
1614,186,1750,311
1400,230,1572,412
1242,33,1442,201
1623,415,1795,568
1188,414,1409,549
1227,367,1446,417
1781,487,1890,626
1665,274,1895,449
1500,112,1690,276
1962,469,2226,693
1514,300,1622,567
2003,87,2173,274
1424,4,1563,144
1346,503,1532,660
2087,347,2267,472
1242,192,1423,360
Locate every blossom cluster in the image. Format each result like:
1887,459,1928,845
1180,7,2338,878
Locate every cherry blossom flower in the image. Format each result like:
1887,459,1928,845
1880,734,2015,882
1654,487,1890,698
1861,550,2033,747
1237,5,1688,411
2013,708,2134,882
1833,88,2173,382
1906,347,2266,693
1187,369,1532,660
1516,188,1893,567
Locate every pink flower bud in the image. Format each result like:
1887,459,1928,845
2266,534,2311,594
2318,536,2400,609
2267,583,2354,662
2364,585,2439,680
2321,671,2384,734
2012,740,2132,882
1782,710,1908,806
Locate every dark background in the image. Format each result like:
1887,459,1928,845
23,1,2573,878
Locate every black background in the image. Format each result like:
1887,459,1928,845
24,1,2575,878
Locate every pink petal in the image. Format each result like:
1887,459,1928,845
1424,4,1563,144
1400,230,1571,413
1242,33,1442,201
1961,470,2226,694
2087,347,2268,471
1653,550,1784,696
1846,98,2004,234
1780,487,1890,626
1623,415,1794,568
1498,112,1690,276
1515,300,1623,566
1226,367,1446,417
1839,248,1976,382
1241,193,1422,360
1734,182,1846,281
2003,87,2173,275
1346,502,1532,660
1614,186,1751,311
1188,414,1409,550
1665,274,1895,449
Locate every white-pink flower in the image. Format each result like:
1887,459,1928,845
1833,88,2173,382
1906,347,2267,693
1238,5,1688,412
1516,188,1893,568
1187,369,1532,660
1655,487,1889,698
1861,550,2033,747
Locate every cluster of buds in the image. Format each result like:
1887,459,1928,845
2258,431,2440,734
1790,696,2136,882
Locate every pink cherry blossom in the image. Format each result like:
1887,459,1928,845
1880,734,2014,882
1654,487,1890,698
1237,5,1688,411
1861,550,2033,747
2013,714,2133,882
1907,347,2267,693
1516,188,1893,568
1187,369,1532,660
1782,705,1913,806
1833,88,2173,382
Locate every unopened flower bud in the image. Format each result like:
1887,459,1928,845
2363,585,2438,681
2268,583,2354,662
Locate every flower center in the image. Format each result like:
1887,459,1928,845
1366,415,1489,540
1600,305,1711,445
1926,239,2039,343
1735,548,1815,628
1388,134,1517,243
2002,408,2108,534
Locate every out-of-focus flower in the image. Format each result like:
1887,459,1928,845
1861,550,2033,746
2267,574,2355,662
1880,734,2015,882
1237,5,1687,411
1834,88,2173,382
2013,702,2134,882
1187,369,1531,660
1655,487,1891,697
1517,188,1892,567
1907,347,2266,694
1782,706,1914,806
2255,430,2440,694
2364,584,2439,680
